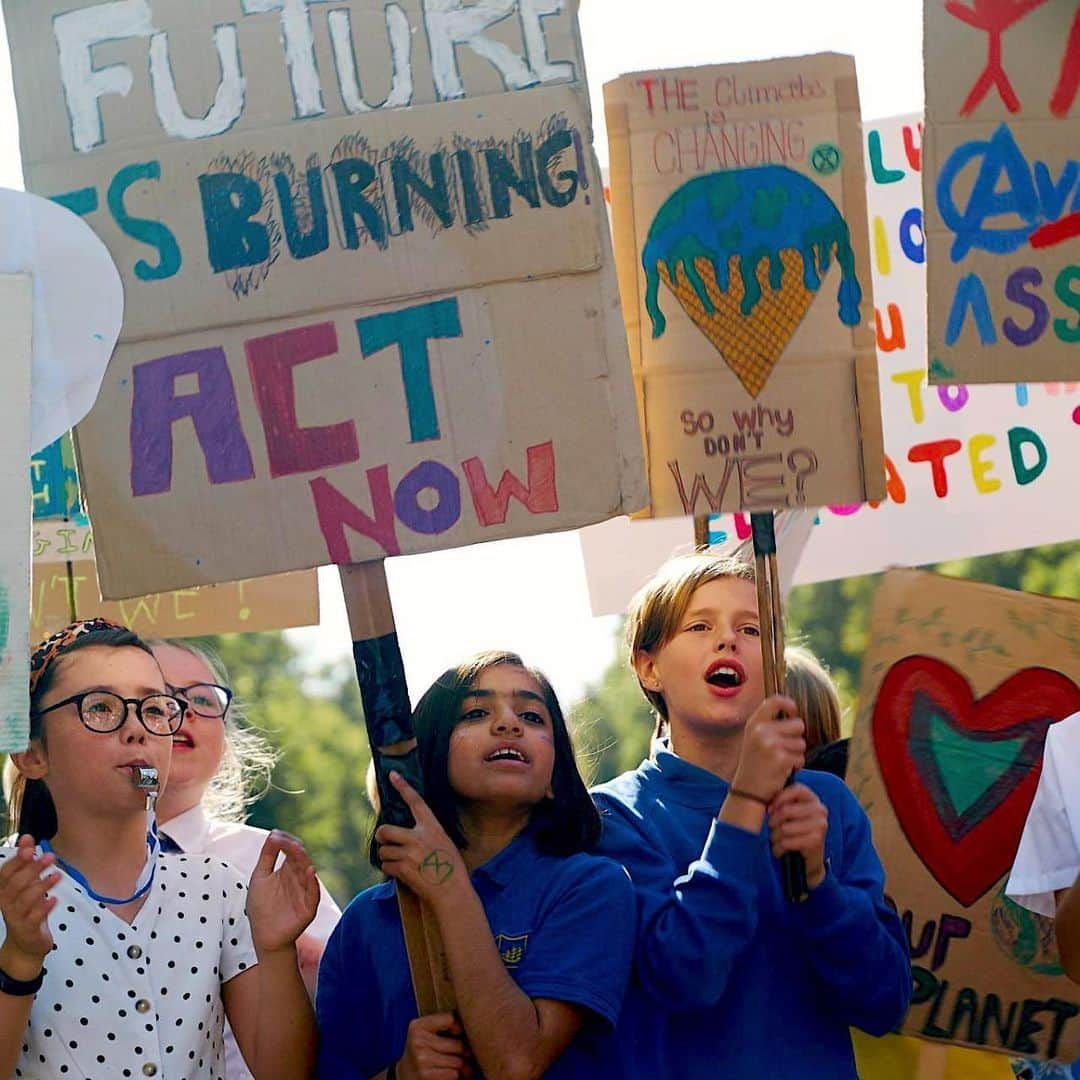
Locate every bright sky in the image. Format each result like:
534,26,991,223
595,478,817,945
0,1,925,708
291,0,925,705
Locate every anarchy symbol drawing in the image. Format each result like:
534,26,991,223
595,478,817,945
810,142,842,176
419,849,456,885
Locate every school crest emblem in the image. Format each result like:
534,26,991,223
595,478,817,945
495,933,529,969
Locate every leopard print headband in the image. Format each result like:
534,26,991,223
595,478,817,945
29,618,129,697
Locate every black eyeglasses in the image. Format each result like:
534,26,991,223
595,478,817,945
34,691,184,736
169,682,233,719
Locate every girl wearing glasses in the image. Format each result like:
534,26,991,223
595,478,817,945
150,639,342,1080
0,619,320,1080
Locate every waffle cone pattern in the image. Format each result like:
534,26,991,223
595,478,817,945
657,249,814,397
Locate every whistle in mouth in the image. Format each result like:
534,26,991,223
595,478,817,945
132,766,159,811
132,766,159,790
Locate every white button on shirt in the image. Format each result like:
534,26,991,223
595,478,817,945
1008,710,1080,917
0,848,257,1080
159,805,341,1079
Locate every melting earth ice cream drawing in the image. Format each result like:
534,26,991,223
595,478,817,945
642,165,862,397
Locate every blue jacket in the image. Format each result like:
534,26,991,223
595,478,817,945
592,750,911,1078
316,830,636,1078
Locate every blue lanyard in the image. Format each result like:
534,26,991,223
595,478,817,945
42,825,160,906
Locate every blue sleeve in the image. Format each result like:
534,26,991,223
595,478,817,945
512,857,636,1027
793,780,912,1035
316,904,388,1080
594,792,771,1010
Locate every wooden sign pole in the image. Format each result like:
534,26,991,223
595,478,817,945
339,561,455,1014
694,512,809,902
693,515,711,551
62,562,77,623
749,512,809,904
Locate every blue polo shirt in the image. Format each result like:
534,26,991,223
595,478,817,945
315,830,635,1079
592,750,912,1078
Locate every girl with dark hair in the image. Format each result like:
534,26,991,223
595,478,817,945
316,651,635,1080
0,619,319,1079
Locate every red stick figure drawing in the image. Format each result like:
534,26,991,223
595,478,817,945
945,0,1051,114
1049,5,1080,118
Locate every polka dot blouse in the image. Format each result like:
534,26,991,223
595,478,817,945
0,849,258,1079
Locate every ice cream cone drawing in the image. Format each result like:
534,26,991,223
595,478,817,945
642,166,862,397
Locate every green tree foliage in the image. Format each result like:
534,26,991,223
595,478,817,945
578,541,1080,753
196,632,380,906
184,542,1078,899
572,639,653,787
784,541,1080,728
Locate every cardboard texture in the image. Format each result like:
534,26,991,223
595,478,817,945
32,563,318,639
924,0,1079,385
604,54,885,517
579,115,1080,617
31,520,318,637
4,0,646,599
849,569,1080,1061
0,274,33,753
28,437,320,634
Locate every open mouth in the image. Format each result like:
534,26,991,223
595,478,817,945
705,661,746,690
172,733,195,749
485,747,529,764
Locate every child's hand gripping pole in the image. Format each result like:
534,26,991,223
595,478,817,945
340,561,456,1015
750,513,810,904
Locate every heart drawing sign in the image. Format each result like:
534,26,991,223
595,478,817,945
872,656,1080,908
849,570,1080,1060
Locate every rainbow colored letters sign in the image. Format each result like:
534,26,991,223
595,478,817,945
579,115,1080,618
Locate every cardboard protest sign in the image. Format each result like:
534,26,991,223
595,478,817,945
32,521,319,635
29,437,319,636
579,115,1080,618
32,523,318,638
31,434,87,525
849,569,1080,1060
604,54,885,517
3,0,645,599
924,1,1079,385
0,274,33,752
